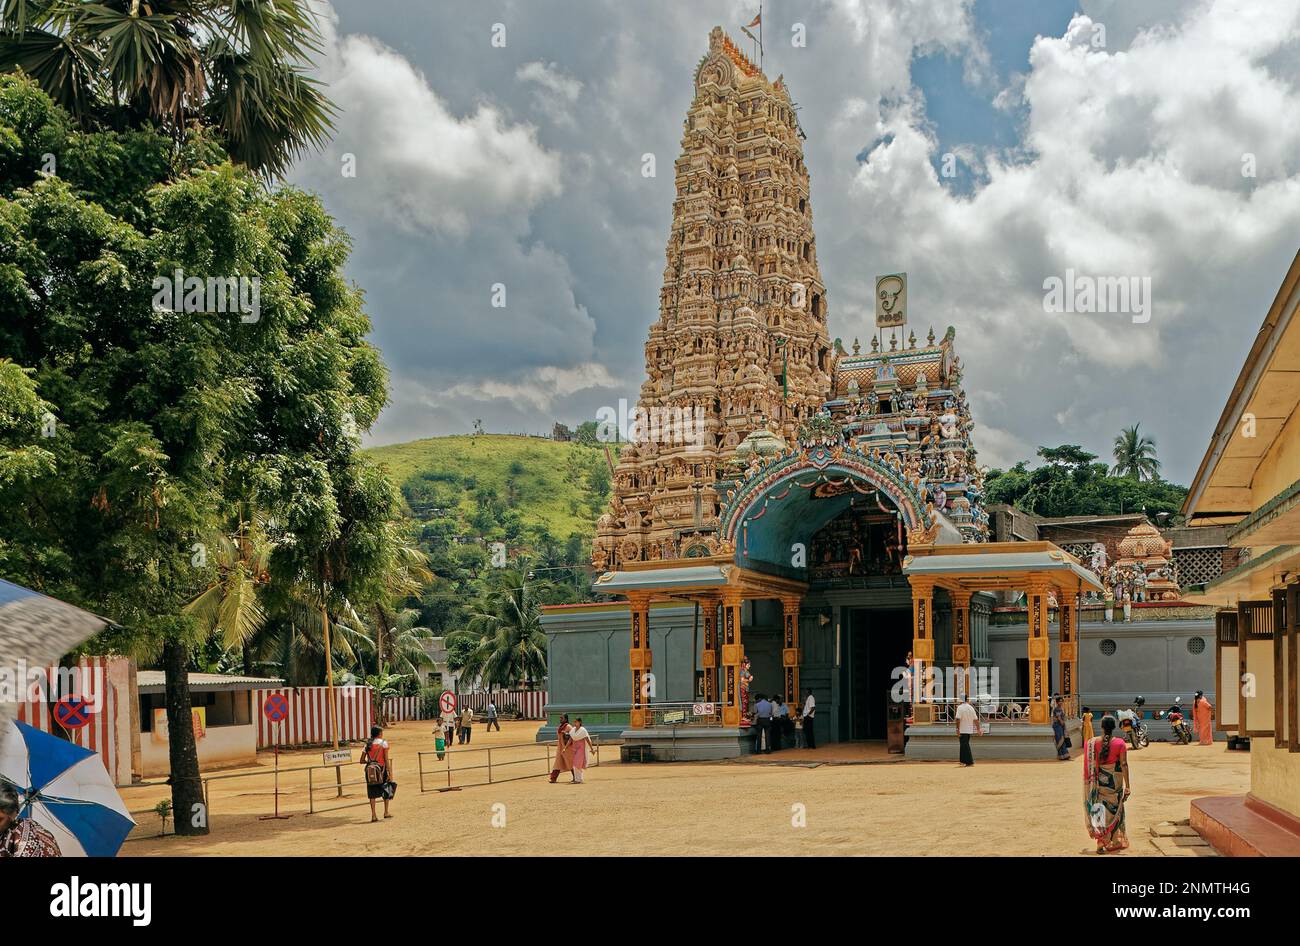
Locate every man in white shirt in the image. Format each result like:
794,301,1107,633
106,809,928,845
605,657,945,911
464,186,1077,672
955,694,981,766
801,689,817,749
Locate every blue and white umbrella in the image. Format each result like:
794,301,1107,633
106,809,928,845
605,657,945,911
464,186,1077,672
1,720,135,856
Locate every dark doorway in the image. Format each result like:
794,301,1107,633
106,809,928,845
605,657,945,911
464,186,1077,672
848,608,912,740
1016,658,1054,700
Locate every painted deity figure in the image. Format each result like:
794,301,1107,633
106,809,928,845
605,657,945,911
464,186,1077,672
739,657,754,724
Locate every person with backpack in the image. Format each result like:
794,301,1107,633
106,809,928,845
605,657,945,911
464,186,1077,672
360,725,394,823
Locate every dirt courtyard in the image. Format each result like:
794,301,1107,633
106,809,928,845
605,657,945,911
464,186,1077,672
123,720,1249,857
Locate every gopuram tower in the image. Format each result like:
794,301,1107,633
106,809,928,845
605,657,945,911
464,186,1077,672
594,27,834,571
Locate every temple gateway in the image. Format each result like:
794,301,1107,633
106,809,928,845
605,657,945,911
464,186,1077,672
540,28,1227,760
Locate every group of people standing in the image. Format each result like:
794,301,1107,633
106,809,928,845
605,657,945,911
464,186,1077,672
437,701,502,750
549,714,593,783
751,689,817,753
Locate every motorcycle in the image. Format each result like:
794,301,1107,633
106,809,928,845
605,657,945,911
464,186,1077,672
1158,702,1193,745
1116,697,1150,749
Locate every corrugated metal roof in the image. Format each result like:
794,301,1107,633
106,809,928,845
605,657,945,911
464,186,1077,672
137,671,285,694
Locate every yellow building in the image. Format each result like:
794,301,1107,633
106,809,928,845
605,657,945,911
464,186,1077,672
1183,249,1300,856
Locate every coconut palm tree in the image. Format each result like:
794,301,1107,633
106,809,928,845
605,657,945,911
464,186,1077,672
1112,424,1161,481
450,568,549,690
182,511,271,674
0,0,334,177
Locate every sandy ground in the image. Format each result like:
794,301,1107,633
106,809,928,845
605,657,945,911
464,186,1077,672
122,720,1249,856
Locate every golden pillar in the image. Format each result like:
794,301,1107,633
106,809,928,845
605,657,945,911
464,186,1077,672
628,593,652,729
910,580,936,719
1026,580,1051,724
1059,588,1079,714
952,594,972,701
700,597,719,705
721,591,745,727
781,595,802,707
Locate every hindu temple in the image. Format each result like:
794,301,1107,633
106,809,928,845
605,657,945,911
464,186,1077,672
540,28,1234,761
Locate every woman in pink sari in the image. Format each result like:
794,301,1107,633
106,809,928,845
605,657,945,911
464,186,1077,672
569,717,592,784
1193,690,1214,745
549,714,573,783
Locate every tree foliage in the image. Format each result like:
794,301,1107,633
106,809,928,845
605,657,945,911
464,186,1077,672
985,441,1186,520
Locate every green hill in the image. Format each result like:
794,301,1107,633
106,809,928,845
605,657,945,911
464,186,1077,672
365,433,612,545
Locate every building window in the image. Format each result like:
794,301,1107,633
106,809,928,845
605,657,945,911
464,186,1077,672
1187,636,1207,655
1099,639,1117,656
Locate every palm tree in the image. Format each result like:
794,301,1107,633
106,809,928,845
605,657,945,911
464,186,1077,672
1112,424,1161,481
450,569,549,691
182,511,271,674
0,0,334,177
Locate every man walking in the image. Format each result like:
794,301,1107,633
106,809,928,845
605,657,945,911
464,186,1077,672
485,700,501,732
801,688,817,750
460,704,474,744
955,692,980,766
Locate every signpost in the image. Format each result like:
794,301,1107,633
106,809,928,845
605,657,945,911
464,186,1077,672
439,690,457,715
260,695,292,821
322,749,351,766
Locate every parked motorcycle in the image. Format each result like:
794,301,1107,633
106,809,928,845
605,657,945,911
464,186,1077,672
1116,696,1150,749
1158,698,1193,744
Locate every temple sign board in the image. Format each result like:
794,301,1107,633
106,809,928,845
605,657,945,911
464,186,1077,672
876,273,907,328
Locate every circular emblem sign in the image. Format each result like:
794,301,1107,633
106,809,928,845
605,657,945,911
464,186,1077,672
439,690,457,715
54,696,94,730
263,693,290,723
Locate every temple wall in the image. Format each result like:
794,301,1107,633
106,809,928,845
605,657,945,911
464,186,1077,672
988,618,1217,723
540,603,700,742
1251,742,1300,818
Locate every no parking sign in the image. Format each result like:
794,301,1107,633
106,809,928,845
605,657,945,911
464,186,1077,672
439,690,457,715
263,693,290,723
54,695,94,730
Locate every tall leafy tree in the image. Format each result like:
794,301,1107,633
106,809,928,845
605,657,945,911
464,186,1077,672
0,74,396,832
1111,424,1161,481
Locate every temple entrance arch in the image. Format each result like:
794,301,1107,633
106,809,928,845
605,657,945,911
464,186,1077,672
718,445,939,575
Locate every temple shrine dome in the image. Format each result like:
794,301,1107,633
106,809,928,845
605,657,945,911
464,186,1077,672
1118,521,1172,560
733,426,786,462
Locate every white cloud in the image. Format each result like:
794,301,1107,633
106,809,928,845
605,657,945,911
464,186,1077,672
305,3,562,237
517,61,584,127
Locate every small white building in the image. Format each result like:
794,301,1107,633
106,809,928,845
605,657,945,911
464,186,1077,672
137,671,283,777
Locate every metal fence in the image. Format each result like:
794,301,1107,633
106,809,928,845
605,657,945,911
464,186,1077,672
416,738,601,792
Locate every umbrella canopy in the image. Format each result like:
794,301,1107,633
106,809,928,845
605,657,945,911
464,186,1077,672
0,578,111,738
0,720,135,856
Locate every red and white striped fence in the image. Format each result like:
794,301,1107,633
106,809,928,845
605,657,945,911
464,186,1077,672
254,686,374,749
14,656,127,785
456,690,548,720
380,695,422,722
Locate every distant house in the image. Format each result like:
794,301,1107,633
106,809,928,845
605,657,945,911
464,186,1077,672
552,422,573,442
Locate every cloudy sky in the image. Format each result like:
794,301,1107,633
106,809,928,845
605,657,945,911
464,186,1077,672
290,0,1300,485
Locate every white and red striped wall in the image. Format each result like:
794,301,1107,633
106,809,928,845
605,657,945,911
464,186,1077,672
456,689,548,720
381,695,422,722
254,686,374,749
15,656,129,786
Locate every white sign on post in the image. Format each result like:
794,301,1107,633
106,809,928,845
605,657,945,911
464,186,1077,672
323,749,352,765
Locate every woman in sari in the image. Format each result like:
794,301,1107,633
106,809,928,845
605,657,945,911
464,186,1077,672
549,713,573,783
1051,695,1071,760
569,717,592,784
1081,706,1095,744
1193,690,1214,746
1084,715,1131,854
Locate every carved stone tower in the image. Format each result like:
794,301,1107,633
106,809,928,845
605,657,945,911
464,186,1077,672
594,27,834,570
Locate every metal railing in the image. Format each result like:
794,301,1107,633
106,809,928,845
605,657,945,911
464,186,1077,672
644,701,723,728
919,695,1080,724
416,737,601,792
